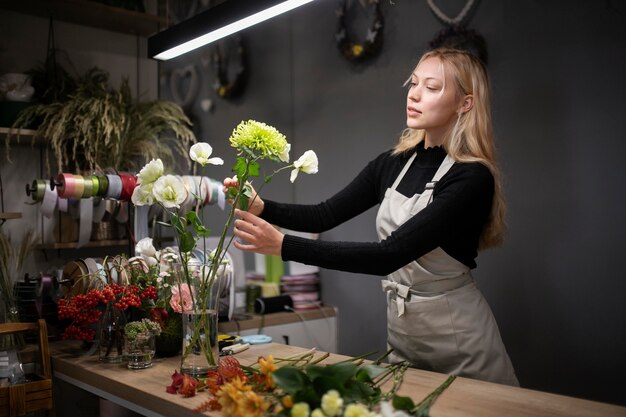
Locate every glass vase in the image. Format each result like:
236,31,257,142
99,302,126,363
180,309,219,377
126,334,155,369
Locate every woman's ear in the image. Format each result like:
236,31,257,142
459,95,474,114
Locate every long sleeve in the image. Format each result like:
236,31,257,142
260,145,494,276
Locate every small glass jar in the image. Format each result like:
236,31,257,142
125,334,156,369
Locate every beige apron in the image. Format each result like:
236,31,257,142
376,152,519,386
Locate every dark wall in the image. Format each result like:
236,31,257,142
158,0,626,405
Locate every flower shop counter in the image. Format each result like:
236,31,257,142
49,341,625,417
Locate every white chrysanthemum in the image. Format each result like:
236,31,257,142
131,184,155,206
290,150,319,183
291,402,311,417
343,403,374,417
189,142,224,166
152,175,187,208
321,390,343,417
137,158,163,185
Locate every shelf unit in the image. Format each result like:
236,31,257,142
36,239,129,250
0,127,46,147
1,127,131,250
0,0,167,37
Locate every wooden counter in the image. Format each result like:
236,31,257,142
218,306,336,334
50,342,626,417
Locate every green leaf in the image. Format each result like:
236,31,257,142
308,362,357,385
233,157,248,177
355,364,386,383
272,367,309,394
227,187,238,200
170,213,183,232
185,211,210,236
247,160,260,177
179,231,195,253
311,375,342,396
293,386,320,409
392,394,415,411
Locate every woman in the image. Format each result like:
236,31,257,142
226,48,519,386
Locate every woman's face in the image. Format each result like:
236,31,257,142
406,57,461,139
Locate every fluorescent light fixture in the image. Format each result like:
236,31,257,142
149,0,317,61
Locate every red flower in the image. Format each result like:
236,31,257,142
165,370,197,397
219,356,245,382
166,370,183,394
179,374,197,397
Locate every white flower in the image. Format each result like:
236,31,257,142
131,184,154,206
136,239,159,267
135,237,157,258
290,150,319,183
279,142,291,163
152,175,187,208
311,409,326,417
137,158,163,185
189,142,224,166
291,402,310,417
379,402,411,417
321,390,343,417
344,403,375,417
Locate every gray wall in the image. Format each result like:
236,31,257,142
159,0,626,406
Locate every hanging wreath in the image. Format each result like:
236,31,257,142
212,36,247,99
426,0,488,64
336,0,384,63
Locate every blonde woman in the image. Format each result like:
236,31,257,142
227,48,518,386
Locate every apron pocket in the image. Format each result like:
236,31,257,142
387,294,460,372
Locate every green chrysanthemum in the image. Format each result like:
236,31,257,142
229,120,290,162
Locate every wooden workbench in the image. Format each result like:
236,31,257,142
50,341,626,417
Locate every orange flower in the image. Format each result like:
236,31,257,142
216,377,251,417
238,390,270,417
282,395,293,408
258,355,278,388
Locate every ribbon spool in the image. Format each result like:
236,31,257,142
119,173,138,201
106,174,123,199
96,175,109,198
26,179,48,203
61,259,89,297
54,173,74,198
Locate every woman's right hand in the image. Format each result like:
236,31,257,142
223,176,265,216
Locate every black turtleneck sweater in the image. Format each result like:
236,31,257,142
260,143,494,276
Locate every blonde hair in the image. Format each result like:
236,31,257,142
394,48,505,249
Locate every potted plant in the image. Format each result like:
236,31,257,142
124,318,161,369
10,67,195,173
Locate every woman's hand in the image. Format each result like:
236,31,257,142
223,176,265,216
233,209,283,256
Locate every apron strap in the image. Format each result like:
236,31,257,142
382,273,473,317
390,153,417,191
381,280,411,316
414,154,455,209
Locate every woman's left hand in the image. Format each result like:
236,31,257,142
232,209,284,256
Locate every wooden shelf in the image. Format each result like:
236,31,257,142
37,239,129,250
0,0,167,37
0,127,46,147
0,212,22,220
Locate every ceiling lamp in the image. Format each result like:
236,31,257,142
149,0,318,61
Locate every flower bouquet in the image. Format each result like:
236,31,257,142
166,349,456,417
131,120,319,376
124,318,162,369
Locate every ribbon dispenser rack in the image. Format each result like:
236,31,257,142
25,172,225,249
